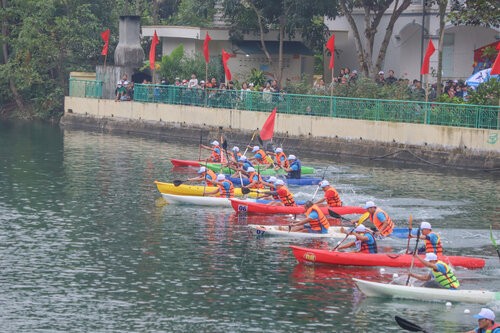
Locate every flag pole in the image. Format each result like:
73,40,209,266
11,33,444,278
329,66,334,116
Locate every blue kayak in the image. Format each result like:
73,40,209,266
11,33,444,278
226,176,321,186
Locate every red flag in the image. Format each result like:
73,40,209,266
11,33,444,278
490,42,500,75
149,30,159,70
222,49,232,81
203,32,212,64
260,107,277,141
100,29,110,56
326,34,335,70
420,40,436,75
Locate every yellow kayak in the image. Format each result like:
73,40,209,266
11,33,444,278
154,180,258,198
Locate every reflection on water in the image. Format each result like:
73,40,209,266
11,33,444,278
0,122,498,332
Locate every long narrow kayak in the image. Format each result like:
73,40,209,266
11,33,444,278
154,180,258,198
162,193,264,207
353,278,500,304
207,163,315,175
249,225,357,239
290,246,485,269
228,176,321,186
170,159,203,167
230,198,366,216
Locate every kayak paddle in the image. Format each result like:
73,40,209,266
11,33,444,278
328,208,351,222
311,166,328,201
405,227,421,286
173,179,189,187
331,212,370,251
490,225,500,261
405,215,413,254
242,130,257,156
394,315,429,332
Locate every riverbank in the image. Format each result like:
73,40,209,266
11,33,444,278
61,97,500,171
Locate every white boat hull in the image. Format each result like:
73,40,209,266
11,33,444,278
353,278,500,304
248,225,357,239
161,193,256,207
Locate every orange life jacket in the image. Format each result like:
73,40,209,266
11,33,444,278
247,172,264,189
305,205,329,231
358,233,378,253
230,151,242,162
370,208,394,236
425,232,443,255
276,186,296,206
203,169,217,187
325,187,342,207
255,149,270,164
275,152,289,168
217,180,234,198
210,146,221,162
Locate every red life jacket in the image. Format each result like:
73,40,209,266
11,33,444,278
370,208,394,236
305,205,329,231
325,187,342,207
276,186,296,206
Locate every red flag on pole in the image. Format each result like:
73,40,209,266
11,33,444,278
100,29,110,56
222,49,232,81
326,34,335,70
490,42,500,75
203,32,212,64
420,40,436,75
149,30,159,70
260,107,277,141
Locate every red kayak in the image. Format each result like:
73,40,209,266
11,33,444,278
170,159,202,167
230,198,366,215
290,246,485,269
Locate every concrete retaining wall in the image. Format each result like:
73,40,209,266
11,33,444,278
62,97,500,170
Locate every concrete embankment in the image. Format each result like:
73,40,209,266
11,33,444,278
62,97,500,171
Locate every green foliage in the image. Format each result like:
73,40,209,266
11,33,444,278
169,0,217,26
247,69,266,88
448,0,500,28
467,79,500,106
435,94,466,104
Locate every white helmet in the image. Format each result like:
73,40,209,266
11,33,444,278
275,147,283,153
267,176,277,183
319,180,330,188
420,222,432,230
275,179,285,186
232,146,240,152
198,166,206,173
252,146,260,152
211,140,219,146
288,154,296,160
354,225,367,233
247,167,255,172
364,201,376,209
424,253,438,261
239,156,247,161
216,174,226,181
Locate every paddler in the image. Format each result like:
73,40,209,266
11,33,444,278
200,140,222,162
465,308,500,333
242,167,264,190
408,252,460,289
205,174,235,198
289,201,329,234
270,147,289,169
337,225,378,253
282,154,301,179
354,201,394,237
230,155,254,178
410,221,443,255
230,146,242,162
187,166,217,187
257,176,279,201
258,179,296,207
249,146,272,165
314,180,342,207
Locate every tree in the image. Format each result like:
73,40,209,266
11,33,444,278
222,0,335,85
336,0,412,78
448,0,500,28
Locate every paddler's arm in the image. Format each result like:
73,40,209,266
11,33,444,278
204,187,219,196
291,216,312,227
337,241,355,250
414,253,439,270
340,227,368,241
408,271,431,282
314,197,326,205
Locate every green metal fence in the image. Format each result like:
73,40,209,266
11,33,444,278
69,78,103,99
69,80,499,129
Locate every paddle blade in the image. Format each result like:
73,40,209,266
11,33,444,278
328,209,341,219
394,316,425,332
173,180,184,187
358,212,370,224
222,139,228,150
241,187,251,195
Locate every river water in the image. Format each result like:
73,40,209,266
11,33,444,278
0,121,499,332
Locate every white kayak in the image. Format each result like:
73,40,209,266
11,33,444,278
161,193,258,207
353,278,500,304
248,225,357,239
